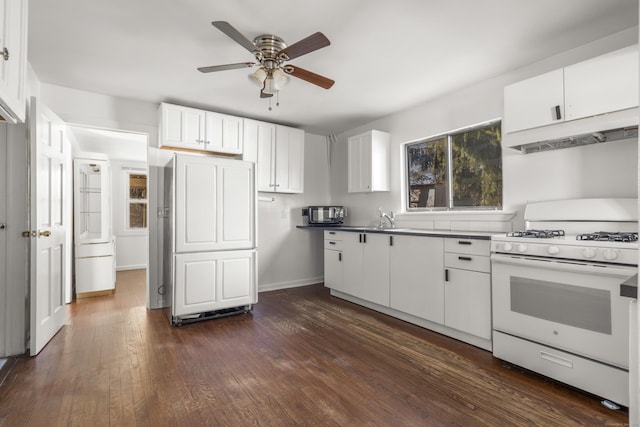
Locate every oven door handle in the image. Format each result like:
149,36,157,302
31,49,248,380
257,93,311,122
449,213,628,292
490,253,636,278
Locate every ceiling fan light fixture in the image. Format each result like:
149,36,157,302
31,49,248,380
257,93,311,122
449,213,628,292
249,68,267,87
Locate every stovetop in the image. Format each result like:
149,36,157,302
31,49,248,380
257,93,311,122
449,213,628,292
492,230,639,265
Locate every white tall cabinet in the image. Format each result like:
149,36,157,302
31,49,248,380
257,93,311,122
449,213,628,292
243,119,304,193
165,153,257,325
74,154,116,298
0,0,28,123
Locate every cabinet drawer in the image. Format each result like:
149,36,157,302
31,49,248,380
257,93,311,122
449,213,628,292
445,252,490,273
324,239,343,251
324,230,343,240
444,238,490,256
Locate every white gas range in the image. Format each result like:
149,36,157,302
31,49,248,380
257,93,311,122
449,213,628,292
490,198,638,408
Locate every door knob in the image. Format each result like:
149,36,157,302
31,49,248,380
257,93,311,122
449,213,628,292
39,230,51,237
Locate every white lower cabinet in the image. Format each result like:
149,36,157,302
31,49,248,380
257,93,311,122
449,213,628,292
173,250,256,317
443,239,491,340
342,232,390,306
323,231,344,291
389,235,444,323
326,231,492,350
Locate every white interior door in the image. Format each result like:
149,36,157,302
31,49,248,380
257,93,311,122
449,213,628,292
29,97,69,356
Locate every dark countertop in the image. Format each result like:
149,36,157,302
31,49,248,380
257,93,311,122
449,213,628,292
296,225,493,240
620,273,637,299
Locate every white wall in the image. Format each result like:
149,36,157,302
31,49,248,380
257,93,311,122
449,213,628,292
256,133,331,291
331,28,639,231
110,160,148,270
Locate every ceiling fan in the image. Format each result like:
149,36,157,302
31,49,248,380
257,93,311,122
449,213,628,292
198,21,335,101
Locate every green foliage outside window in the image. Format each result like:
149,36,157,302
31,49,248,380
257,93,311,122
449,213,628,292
407,122,502,210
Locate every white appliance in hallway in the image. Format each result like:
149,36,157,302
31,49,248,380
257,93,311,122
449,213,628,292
163,153,257,325
73,153,116,298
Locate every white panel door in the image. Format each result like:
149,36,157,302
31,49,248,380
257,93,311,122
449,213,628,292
220,160,255,249
361,233,390,306
175,155,254,252
175,155,218,253
29,98,68,356
173,250,256,316
275,125,304,193
389,235,444,323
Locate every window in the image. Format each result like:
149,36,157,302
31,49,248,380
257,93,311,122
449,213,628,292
406,121,502,210
125,171,148,230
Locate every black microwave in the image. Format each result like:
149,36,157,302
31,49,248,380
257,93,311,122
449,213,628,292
302,206,345,225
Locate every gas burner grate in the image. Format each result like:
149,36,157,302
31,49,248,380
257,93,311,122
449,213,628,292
507,229,565,238
576,232,639,242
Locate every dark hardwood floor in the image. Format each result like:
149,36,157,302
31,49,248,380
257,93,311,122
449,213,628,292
0,269,629,426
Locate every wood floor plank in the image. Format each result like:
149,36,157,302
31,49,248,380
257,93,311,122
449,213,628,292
0,269,630,426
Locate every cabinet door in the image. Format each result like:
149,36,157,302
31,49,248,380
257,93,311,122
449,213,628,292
361,233,390,306
173,250,256,317
444,269,491,340
324,249,343,291
503,68,564,134
0,0,27,123
389,235,444,323
564,45,639,121
205,112,243,154
244,119,276,192
342,232,364,298
274,125,304,193
175,155,255,252
161,104,205,149
347,133,371,192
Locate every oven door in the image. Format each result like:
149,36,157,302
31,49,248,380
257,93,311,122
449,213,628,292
492,253,636,369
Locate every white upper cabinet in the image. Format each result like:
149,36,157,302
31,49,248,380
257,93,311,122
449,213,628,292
564,45,639,121
273,125,304,193
504,45,639,134
348,130,390,193
503,69,564,134
160,103,243,155
0,0,28,123
244,119,304,194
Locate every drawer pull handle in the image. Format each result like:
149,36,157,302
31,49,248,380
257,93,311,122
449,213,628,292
329,231,336,235
554,105,562,120
338,252,342,262
458,256,472,261
540,351,572,368
329,241,336,245
444,269,449,282
458,240,472,245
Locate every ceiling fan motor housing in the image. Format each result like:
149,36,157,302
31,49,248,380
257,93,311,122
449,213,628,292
253,35,288,69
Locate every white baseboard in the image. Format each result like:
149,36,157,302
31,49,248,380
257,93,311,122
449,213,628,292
116,264,147,271
258,276,324,293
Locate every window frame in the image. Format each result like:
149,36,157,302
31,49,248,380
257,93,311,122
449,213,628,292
122,168,148,235
405,119,503,212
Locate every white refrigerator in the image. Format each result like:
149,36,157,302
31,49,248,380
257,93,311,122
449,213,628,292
163,153,257,325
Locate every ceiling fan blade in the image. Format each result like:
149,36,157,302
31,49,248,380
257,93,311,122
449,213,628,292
278,32,330,61
212,21,258,54
197,62,255,73
285,65,335,89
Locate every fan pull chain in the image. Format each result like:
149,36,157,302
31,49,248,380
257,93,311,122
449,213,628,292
276,92,280,107
268,97,272,111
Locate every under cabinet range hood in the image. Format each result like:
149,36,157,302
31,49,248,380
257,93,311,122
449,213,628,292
502,108,639,154
514,125,638,154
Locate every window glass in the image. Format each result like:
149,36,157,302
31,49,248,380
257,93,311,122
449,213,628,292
125,171,148,230
406,121,502,210
451,123,502,207
407,137,447,208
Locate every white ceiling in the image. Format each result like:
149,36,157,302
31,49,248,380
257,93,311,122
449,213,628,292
29,0,638,136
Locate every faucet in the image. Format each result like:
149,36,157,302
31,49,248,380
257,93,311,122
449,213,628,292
378,208,396,229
